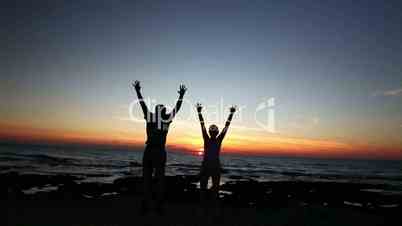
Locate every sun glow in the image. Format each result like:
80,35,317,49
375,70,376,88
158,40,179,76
1,120,402,160
197,148,203,156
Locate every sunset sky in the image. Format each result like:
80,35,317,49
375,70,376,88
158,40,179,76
1,0,402,159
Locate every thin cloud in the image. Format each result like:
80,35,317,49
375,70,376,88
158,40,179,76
373,88,402,97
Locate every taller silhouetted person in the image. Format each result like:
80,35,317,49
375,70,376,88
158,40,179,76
196,103,236,212
132,80,187,215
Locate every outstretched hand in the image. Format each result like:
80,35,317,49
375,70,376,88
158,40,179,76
132,80,141,92
196,103,203,113
178,84,187,96
230,105,237,113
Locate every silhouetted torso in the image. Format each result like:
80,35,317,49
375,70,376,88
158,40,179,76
145,113,172,149
203,136,223,163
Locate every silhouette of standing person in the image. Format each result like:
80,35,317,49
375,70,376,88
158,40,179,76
132,80,187,215
196,103,236,211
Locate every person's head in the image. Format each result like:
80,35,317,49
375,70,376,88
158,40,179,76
209,124,219,138
155,104,169,120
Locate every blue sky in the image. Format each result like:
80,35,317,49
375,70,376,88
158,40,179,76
1,0,402,158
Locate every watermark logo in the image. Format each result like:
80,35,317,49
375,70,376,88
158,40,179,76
127,97,276,133
255,98,275,133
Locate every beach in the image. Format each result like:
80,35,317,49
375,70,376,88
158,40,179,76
4,172,401,226
2,144,402,225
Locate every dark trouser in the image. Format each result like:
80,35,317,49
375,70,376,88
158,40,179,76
200,160,221,205
142,145,166,208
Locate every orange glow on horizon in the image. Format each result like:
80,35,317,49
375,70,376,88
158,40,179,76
1,122,401,160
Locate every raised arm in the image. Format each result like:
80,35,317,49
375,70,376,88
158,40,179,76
132,80,149,118
169,84,187,119
196,103,208,139
218,106,236,141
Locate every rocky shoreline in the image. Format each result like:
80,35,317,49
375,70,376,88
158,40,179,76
3,172,402,226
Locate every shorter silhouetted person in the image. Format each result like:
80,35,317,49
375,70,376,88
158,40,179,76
196,103,236,212
132,80,187,215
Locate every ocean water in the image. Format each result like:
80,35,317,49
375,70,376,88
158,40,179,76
1,144,401,192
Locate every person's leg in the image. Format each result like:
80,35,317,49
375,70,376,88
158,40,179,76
154,150,166,214
211,172,221,218
141,150,153,214
211,172,220,200
199,167,209,208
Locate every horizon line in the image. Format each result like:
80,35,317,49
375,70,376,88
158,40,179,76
1,138,401,161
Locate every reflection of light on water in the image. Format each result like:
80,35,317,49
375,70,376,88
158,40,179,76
343,201,363,207
193,148,203,156
22,185,59,195
101,192,119,197
219,190,233,198
195,179,226,189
